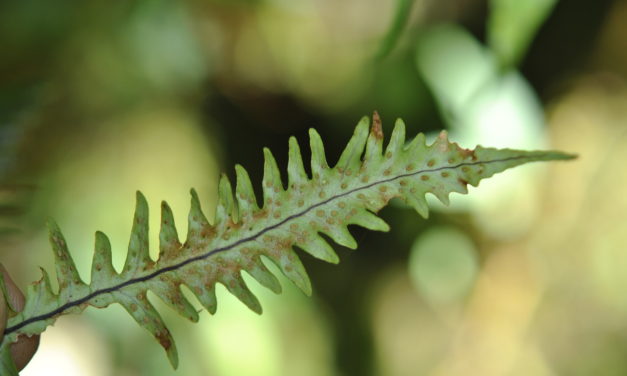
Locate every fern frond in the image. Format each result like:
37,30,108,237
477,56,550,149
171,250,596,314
0,113,575,373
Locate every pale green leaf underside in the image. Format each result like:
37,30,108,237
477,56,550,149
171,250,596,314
0,114,574,373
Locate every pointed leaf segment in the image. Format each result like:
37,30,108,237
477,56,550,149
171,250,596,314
0,114,575,373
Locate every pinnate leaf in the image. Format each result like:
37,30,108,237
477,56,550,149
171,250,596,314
0,113,574,373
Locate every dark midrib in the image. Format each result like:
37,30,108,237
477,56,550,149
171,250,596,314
4,156,532,336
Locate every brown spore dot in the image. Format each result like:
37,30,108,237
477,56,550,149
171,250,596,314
448,158,455,164
441,172,450,178
361,175,370,183
385,151,393,159
357,193,366,200
406,164,415,171
341,183,348,189
298,199,305,207
316,210,325,217
379,186,387,193
290,223,299,231
273,212,281,219
399,179,407,186
319,191,326,199
345,169,353,176
331,210,339,217
420,175,429,181
326,218,336,225
410,188,417,194
383,169,391,176
338,202,346,209
461,166,470,173
427,159,435,167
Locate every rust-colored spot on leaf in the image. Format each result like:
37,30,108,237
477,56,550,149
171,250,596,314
441,172,449,178
156,330,172,350
420,175,429,181
371,111,384,140
427,159,435,167
201,225,216,239
458,178,469,187
253,209,268,220
457,145,478,161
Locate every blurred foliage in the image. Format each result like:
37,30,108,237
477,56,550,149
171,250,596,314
0,0,624,375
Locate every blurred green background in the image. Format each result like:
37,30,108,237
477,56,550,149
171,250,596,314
1,0,626,375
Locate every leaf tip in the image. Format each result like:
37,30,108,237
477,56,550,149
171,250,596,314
135,190,148,206
189,187,200,202
371,110,383,139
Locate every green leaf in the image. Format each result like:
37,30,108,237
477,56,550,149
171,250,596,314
375,0,416,60
488,0,558,68
0,113,575,369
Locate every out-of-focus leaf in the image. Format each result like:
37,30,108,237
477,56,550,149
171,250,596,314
488,0,558,68
375,0,415,60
